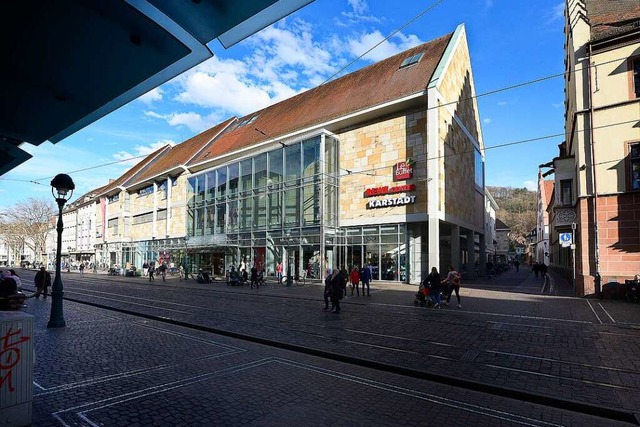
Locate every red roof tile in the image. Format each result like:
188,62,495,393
188,32,453,166
128,117,236,186
96,145,170,196
586,0,640,42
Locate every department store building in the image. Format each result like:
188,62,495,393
92,24,488,284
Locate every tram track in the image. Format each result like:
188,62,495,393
18,273,640,424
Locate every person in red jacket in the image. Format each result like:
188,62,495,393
350,267,360,296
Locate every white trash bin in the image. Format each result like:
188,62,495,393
0,312,34,427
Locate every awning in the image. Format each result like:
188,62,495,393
0,0,313,176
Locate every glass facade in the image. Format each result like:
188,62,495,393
186,134,340,277
184,133,411,282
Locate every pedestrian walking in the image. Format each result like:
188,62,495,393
340,265,348,298
360,264,371,296
276,262,283,284
148,262,155,281
350,266,360,296
329,269,343,314
142,261,149,278
426,267,441,308
31,266,52,299
158,262,167,282
250,264,258,289
514,259,520,272
442,265,462,308
79,263,85,274
323,270,333,311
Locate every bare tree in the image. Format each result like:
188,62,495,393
1,198,56,265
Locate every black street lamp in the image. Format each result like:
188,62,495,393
48,173,75,328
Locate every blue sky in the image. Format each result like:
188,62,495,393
0,0,565,209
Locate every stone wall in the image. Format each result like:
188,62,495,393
338,111,428,224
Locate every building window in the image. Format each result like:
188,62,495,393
631,56,640,99
560,179,572,205
474,149,484,188
107,194,119,204
138,185,154,197
399,52,424,69
630,142,640,190
132,212,153,225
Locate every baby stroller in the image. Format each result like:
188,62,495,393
414,282,433,307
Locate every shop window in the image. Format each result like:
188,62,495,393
560,179,572,205
630,142,640,190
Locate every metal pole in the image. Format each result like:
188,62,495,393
48,198,66,328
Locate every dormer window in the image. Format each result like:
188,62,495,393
399,52,424,69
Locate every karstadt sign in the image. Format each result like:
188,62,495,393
367,195,416,209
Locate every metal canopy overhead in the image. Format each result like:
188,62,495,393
0,0,313,177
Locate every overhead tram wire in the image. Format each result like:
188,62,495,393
333,118,640,179
0,43,632,187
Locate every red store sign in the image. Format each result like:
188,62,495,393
364,184,416,198
393,161,413,181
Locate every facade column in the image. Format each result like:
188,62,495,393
152,182,158,238
479,233,486,276
427,87,440,274
451,224,460,270
165,177,172,238
466,229,475,273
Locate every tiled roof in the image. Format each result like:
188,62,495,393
128,117,236,186
543,180,554,207
587,0,640,42
96,145,170,196
188,32,453,166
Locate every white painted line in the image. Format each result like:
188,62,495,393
597,302,616,323
278,358,564,427
374,302,592,324
586,300,602,324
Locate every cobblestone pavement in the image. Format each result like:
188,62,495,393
12,267,640,426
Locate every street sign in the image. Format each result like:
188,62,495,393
560,232,572,247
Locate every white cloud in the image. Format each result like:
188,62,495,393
137,87,163,105
145,110,226,133
112,140,175,166
168,20,337,120
552,102,563,108
548,2,564,23
497,101,508,106
341,0,381,24
348,0,368,15
524,180,537,191
347,31,424,62
483,118,492,124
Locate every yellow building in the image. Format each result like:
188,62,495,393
549,1,640,295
